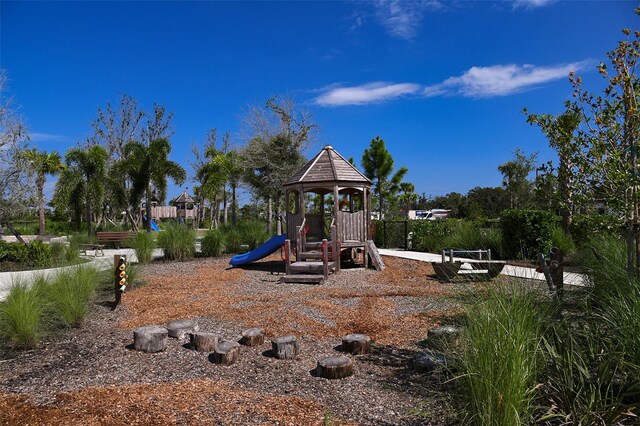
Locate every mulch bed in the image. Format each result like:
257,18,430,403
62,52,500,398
0,255,467,425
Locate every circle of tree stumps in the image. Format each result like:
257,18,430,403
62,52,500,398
133,325,168,353
190,332,219,352
271,335,299,359
212,341,240,365
240,328,264,346
316,356,354,379
341,334,371,354
166,319,199,340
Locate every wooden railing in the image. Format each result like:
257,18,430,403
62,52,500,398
296,217,307,262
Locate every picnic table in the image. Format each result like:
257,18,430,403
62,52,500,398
431,249,506,281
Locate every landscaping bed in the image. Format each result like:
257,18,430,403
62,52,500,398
0,255,467,425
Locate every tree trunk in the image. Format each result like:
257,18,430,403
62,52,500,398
145,183,153,233
4,222,26,243
267,196,273,234
166,319,199,340
341,334,371,354
37,178,45,236
133,326,168,353
223,184,228,224
271,335,298,359
86,195,93,237
316,356,353,379
240,328,264,346
231,183,237,226
212,341,240,365
189,332,219,352
275,193,282,235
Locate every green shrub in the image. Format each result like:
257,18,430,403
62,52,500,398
500,209,555,260
237,220,268,250
0,240,9,261
570,214,623,246
49,242,67,265
551,226,576,256
0,282,44,349
25,240,53,267
201,229,226,257
222,227,243,254
157,223,195,261
45,266,101,328
444,221,504,259
5,242,28,263
132,232,156,264
457,283,545,425
411,219,462,253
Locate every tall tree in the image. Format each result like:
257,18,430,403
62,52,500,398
61,145,108,236
362,136,408,217
241,97,316,234
525,107,582,231
567,19,640,275
123,138,186,232
398,182,417,218
498,148,538,209
21,149,64,235
0,70,33,241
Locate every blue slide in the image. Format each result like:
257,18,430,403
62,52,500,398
150,219,160,231
229,234,287,267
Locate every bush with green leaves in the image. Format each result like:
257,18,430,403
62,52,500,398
201,229,226,257
237,220,268,250
131,232,156,264
411,219,461,253
570,214,623,246
157,223,195,261
0,281,44,349
25,240,53,267
222,227,243,254
500,209,555,260
457,283,545,425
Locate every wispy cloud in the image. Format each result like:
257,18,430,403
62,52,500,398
29,132,70,143
314,82,421,106
512,0,557,9
372,0,442,40
314,61,589,106
423,61,590,98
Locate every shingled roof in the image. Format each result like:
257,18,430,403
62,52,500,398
173,190,195,204
284,145,372,186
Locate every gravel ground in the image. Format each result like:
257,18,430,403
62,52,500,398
0,255,464,425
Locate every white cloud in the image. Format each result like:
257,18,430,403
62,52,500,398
314,82,421,106
423,61,590,98
512,0,557,9
29,132,70,143
373,0,441,40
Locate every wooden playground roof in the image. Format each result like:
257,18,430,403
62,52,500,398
284,145,372,187
173,191,195,204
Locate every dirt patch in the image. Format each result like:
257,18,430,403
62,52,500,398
0,254,463,425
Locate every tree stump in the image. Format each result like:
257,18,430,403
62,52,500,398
212,341,240,365
316,356,353,379
426,326,459,351
189,332,219,352
166,319,199,340
240,328,264,346
271,335,299,359
341,334,371,354
133,326,168,353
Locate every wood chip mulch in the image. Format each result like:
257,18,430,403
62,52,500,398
1,254,464,425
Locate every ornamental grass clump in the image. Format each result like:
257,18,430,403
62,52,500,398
201,229,226,257
132,231,156,264
0,281,44,349
457,282,545,425
45,266,101,328
157,222,195,261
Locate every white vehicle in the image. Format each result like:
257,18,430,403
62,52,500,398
409,209,451,220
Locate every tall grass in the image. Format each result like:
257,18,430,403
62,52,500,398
0,281,44,349
131,231,156,264
457,282,545,425
237,220,269,250
157,223,196,261
201,229,226,257
551,226,576,256
46,266,101,328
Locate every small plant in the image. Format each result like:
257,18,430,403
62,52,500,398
223,227,243,254
0,281,43,349
132,232,156,264
157,222,195,261
551,226,575,256
237,220,268,250
201,229,226,257
500,209,555,260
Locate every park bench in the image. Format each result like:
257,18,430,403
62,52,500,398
431,249,506,281
96,231,137,249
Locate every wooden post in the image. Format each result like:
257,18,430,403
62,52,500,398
537,252,557,293
331,225,340,272
320,193,325,239
441,250,446,264
114,255,127,306
322,239,329,279
285,239,291,275
550,246,564,297
404,220,408,250
334,185,340,243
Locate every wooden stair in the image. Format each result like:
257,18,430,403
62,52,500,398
300,250,323,261
280,274,325,285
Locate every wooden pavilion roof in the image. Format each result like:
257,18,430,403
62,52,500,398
284,145,372,187
173,190,195,204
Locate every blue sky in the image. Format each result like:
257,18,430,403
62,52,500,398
0,1,635,203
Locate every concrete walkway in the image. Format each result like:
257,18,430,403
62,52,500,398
378,248,589,287
0,248,165,301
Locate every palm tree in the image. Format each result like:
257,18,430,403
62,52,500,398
209,148,243,226
21,149,64,235
63,145,108,236
123,138,186,232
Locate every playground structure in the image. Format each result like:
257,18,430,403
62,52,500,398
281,145,379,283
140,191,198,228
